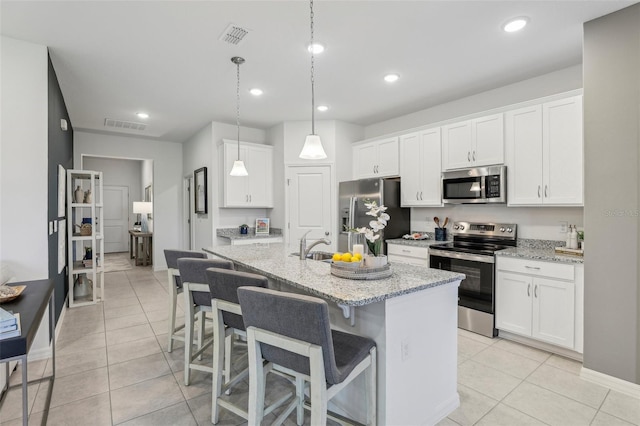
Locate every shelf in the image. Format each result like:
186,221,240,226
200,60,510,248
71,233,103,240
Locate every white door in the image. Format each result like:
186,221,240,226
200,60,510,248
442,121,472,170
103,185,129,253
376,137,400,177
472,113,504,166
495,272,533,336
419,128,443,205
287,165,333,252
399,132,421,206
353,142,377,179
183,177,194,250
532,277,575,348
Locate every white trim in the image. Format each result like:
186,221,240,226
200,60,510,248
498,330,583,361
580,367,640,399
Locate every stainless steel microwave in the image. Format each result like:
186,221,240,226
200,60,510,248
442,165,506,204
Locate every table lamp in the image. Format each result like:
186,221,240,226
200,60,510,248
133,201,152,233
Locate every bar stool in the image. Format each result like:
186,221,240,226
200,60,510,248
238,287,377,425
163,249,206,353
205,268,293,424
177,257,234,386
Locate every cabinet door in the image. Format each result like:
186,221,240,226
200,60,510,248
419,128,442,206
376,137,400,177
532,277,575,348
506,105,544,206
224,145,249,206
442,121,472,170
247,146,273,207
495,272,532,336
472,113,504,166
353,142,377,179
543,96,583,205
399,133,421,206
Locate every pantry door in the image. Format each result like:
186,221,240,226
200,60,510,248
286,165,334,252
104,185,129,253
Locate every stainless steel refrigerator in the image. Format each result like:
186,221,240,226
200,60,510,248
338,177,411,254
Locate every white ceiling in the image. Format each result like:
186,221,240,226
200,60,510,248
1,1,636,142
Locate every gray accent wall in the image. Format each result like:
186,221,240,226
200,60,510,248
583,3,640,384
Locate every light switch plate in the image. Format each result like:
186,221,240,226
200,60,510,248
49,221,54,235
53,220,58,232
559,221,568,233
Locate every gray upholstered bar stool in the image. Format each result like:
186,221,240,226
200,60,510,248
163,249,206,353
177,257,234,386
206,268,293,424
238,287,377,425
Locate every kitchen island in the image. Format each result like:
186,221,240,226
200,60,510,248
204,243,465,425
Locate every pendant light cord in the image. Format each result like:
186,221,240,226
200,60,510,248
310,0,315,135
236,59,241,160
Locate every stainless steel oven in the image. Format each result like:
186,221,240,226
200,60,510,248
429,222,517,337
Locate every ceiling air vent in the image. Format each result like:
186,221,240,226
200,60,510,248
104,118,147,132
219,23,250,45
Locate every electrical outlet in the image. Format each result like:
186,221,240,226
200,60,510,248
559,221,568,233
401,339,410,362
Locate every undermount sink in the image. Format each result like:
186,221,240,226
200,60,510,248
290,251,334,262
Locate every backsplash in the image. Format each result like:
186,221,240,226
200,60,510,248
517,238,565,249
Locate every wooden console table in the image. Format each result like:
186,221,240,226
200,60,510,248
129,230,153,266
0,279,55,425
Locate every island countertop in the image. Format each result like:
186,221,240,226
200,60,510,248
203,243,465,307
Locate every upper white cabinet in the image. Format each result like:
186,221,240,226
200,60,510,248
506,96,583,206
399,128,442,206
353,137,399,179
442,113,504,170
220,140,273,208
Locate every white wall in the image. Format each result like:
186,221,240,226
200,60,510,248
412,206,583,241
75,131,182,270
365,65,583,139
0,36,49,280
83,156,142,232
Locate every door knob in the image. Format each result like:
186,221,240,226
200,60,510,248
325,231,330,236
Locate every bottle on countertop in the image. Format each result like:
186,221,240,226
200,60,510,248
566,225,573,248
570,225,578,249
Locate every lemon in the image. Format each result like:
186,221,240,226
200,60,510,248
340,252,352,262
353,253,362,261
332,253,342,262
351,257,361,263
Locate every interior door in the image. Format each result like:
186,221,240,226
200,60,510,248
103,185,129,253
287,165,333,252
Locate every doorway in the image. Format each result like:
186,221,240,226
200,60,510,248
103,185,129,252
183,176,195,250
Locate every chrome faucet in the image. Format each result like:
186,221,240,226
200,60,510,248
299,230,331,260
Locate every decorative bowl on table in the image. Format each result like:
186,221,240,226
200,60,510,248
0,285,26,304
330,259,392,280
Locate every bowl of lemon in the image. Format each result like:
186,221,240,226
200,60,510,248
331,251,363,268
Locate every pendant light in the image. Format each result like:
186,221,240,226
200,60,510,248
299,0,327,160
230,56,249,176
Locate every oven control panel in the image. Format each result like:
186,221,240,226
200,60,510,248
452,222,517,239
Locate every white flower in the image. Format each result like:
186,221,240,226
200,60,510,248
352,201,390,252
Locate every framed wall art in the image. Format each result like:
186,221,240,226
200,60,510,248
194,167,207,214
256,218,270,234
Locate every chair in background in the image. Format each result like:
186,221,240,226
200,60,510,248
163,249,207,353
238,287,377,425
206,268,292,424
177,257,234,386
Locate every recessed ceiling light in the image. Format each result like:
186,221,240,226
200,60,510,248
384,73,400,83
307,43,325,54
317,105,329,112
503,17,529,33
136,112,149,119
249,88,263,96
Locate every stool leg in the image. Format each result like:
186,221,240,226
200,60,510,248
224,334,232,389
197,310,205,361
366,347,377,426
309,346,327,425
295,376,305,426
211,308,225,424
184,287,195,386
167,273,177,353
247,329,266,425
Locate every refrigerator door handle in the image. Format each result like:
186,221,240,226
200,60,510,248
349,197,357,230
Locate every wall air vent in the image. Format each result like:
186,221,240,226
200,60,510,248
104,118,146,131
219,23,250,45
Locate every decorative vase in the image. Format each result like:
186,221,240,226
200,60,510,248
74,186,84,203
435,228,447,241
74,274,93,298
239,225,249,235
364,255,388,268
349,232,367,257
84,189,92,203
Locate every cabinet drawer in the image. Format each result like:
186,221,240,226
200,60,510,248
497,257,574,281
387,244,429,259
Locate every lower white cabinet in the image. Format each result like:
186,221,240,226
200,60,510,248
496,257,577,350
387,243,430,267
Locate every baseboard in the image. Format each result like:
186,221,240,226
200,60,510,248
424,392,460,426
581,367,640,399
498,331,583,361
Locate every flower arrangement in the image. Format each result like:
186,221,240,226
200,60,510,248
354,200,390,257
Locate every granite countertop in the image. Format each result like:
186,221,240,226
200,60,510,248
496,247,584,265
217,227,283,241
203,243,465,306
386,238,443,247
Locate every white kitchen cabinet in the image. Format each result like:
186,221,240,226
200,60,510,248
442,113,504,170
67,169,104,307
353,137,399,179
496,257,576,350
220,140,273,208
506,96,583,206
387,244,430,267
399,128,442,207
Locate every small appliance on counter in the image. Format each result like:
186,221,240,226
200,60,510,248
429,221,517,337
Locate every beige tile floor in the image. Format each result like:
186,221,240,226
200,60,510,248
1,262,639,426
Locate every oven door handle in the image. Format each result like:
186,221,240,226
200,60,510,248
428,249,495,264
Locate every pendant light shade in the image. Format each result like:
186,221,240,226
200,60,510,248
230,56,248,176
299,0,327,160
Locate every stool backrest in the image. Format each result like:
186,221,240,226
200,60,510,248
206,268,268,331
237,287,341,384
164,249,206,287
177,258,234,306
